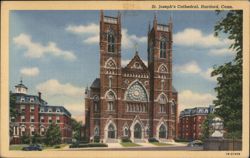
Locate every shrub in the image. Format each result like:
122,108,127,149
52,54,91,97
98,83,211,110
69,143,108,148
93,136,100,143
174,138,190,142
148,138,159,142
121,137,132,143
88,143,108,147
54,145,61,149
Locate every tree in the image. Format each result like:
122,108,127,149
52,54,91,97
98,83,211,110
9,92,18,121
45,123,61,146
21,133,30,144
212,10,242,139
32,132,42,144
71,118,83,141
201,113,216,140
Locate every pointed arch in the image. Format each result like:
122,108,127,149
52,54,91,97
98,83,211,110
105,89,117,100
156,118,168,139
124,79,149,102
105,58,117,69
104,119,117,139
130,115,145,140
158,64,168,73
156,92,168,103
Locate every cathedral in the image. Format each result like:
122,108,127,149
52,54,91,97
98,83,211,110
85,11,178,143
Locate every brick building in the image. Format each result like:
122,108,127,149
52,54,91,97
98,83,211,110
178,106,214,141
10,80,72,144
85,11,178,143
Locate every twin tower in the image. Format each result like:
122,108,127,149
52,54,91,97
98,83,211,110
85,11,178,143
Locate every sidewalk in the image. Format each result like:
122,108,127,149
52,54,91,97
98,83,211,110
106,143,123,148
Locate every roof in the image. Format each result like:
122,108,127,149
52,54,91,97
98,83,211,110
172,86,177,93
90,78,100,89
15,83,28,89
123,52,148,72
12,93,47,105
41,105,71,117
180,105,215,117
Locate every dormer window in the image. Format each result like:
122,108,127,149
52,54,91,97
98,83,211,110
56,109,60,113
40,108,44,113
30,97,34,102
48,108,52,112
20,97,25,102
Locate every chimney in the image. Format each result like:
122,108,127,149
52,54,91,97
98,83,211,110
38,92,41,101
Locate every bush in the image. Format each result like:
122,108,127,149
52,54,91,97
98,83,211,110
54,145,61,149
121,137,132,143
174,138,190,142
148,138,159,142
93,136,100,143
78,140,89,144
21,134,30,144
88,143,108,147
69,143,108,148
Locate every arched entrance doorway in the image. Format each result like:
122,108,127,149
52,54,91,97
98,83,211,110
134,123,142,139
108,124,116,138
159,124,167,138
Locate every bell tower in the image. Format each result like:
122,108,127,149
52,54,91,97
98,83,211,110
99,11,122,141
148,14,174,139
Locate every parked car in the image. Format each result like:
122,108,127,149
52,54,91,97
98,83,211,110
22,144,43,151
187,140,203,147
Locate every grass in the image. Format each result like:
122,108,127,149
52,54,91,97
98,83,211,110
10,144,68,150
150,142,173,146
120,142,141,147
9,144,27,150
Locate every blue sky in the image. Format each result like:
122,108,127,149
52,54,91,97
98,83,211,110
10,10,234,122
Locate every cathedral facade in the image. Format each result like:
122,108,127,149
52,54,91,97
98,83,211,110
85,11,178,143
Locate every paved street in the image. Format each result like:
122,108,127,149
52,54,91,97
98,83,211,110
62,146,203,151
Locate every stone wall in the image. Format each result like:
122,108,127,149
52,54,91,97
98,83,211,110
203,138,242,150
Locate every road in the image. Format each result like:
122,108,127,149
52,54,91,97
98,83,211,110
63,146,203,151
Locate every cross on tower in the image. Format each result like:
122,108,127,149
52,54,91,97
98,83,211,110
134,43,138,55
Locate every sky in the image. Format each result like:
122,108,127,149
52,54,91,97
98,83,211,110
9,10,235,123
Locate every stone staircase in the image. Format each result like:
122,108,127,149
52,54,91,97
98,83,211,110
133,139,146,143
106,138,119,143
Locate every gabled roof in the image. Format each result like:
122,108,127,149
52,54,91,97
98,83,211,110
172,86,177,93
123,52,148,72
90,78,100,89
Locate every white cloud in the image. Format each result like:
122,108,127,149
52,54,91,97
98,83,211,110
175,61,201,74
20,67,39,77
174,61,216,82
121,59,148,67
13,33,76,61
66,23,99,35
179,90,215,111
208,48,235,56
66,23,147,48
174,28,232,48
36,79,83,97
200,68,217,82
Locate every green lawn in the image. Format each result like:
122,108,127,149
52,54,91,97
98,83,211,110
10,144,68,150
9,144,27,150
150,142,173,146
120,142,141,147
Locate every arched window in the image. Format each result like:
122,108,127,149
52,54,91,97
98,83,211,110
160,37,167,58
134,123,142,139
40,126,45,136
106,91,115,111
124,127,129,136
108,30,115,53
30,126,35,136
159,94,167,113
21,126,26,136
159,124,167,138
108,124,115,138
